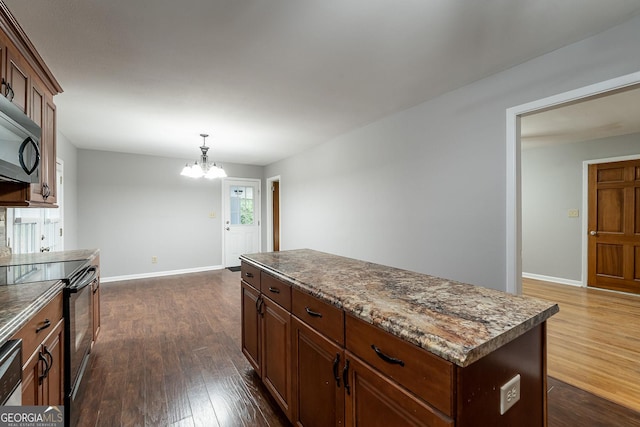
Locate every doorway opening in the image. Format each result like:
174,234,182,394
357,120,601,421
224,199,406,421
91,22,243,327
506,71,640,295
266,175,281,252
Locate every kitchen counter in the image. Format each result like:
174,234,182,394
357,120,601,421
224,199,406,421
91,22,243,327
0,249,99,343
240,249,558,367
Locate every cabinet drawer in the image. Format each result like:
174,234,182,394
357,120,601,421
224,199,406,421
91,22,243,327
345,314,454,416
12,292,63,364
241,261,261,289
292,288,344,345
261,272,291,311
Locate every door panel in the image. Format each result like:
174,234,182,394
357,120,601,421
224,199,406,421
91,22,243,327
588,160,640,293
241,282,261,375
223,179,260,267
262,297,291,418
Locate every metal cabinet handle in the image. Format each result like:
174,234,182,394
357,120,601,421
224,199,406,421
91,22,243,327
371,344,405,367
333,353,341,387
36,318,51,333
304,307,323,318
257,297,264,316
38,352,49,385
245,272,254,278
43,346,53,379
268,287,280,294
342,359,350,395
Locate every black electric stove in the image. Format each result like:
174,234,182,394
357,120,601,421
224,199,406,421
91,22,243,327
0,260,89,285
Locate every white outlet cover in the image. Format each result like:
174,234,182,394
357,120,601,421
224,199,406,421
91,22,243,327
499,374,521,415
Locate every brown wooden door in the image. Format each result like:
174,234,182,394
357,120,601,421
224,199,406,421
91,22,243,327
344,353,452,427
6,49,29,114
273,181,280,251
21,347,43,406
241,281,261,375
262,296,292,419
292,317,345,427
588,160,640,294
40,319,64,405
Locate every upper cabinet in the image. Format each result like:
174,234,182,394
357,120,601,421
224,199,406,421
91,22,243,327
0,1,63,207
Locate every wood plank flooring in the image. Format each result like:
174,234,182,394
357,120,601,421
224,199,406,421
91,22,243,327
523,278,640,413
76,270,640,426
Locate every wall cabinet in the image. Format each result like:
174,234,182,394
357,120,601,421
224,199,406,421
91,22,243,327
0,4,62,207
12,291,65,406
241,260,547,427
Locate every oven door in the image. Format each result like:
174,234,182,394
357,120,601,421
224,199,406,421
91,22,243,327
65,265,96,427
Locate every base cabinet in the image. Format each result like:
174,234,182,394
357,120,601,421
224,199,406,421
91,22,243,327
13,293,65,407
344,353,452,427
240,260,548,427
240,276,293,419
292,318,345,427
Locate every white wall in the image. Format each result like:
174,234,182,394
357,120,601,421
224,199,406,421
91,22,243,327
264,14,640,291
57,132,78,250
522,133,640,282
77,149,262,278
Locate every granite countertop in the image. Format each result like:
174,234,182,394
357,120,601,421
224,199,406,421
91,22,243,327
0,248,99,267
240,249,559,367
0,249,100,343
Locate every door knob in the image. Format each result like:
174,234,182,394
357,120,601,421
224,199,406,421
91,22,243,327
590,231,598,236
225,227,230,231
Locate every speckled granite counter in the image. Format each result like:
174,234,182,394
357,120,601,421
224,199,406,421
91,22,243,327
0,249,99,343
0,249,99,267
240,249,558,367
0,280,64,343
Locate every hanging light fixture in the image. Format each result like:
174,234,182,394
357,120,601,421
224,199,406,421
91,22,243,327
180,133,227,179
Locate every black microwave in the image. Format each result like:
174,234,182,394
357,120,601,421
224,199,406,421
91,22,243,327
0,94,41,184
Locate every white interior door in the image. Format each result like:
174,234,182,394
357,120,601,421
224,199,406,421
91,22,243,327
223,178,261,267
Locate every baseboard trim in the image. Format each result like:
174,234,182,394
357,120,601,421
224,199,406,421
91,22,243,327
522,272,583,287
102,265,224,283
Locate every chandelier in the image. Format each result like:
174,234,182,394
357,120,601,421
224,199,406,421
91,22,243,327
180,133,227,179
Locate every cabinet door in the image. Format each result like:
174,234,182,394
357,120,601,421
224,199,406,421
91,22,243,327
21,348,45,406
6,49,29,114
344,354,453,427
241,281,261,375
41,319,64,406
262,296,292,419
292,317,344,427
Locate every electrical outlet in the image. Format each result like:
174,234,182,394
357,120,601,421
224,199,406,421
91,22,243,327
568,209,579,218
500,374,521,415
209,211,216,218
151,256,158,264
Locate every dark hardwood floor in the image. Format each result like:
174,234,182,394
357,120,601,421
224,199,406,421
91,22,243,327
78,270,640,426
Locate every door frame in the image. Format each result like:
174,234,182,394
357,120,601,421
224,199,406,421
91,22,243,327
221,177,262,267
581,155,640,287
506,70,640,295
266,175,281,252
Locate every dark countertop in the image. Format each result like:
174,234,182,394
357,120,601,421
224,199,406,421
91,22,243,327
0,249,99,343
241,249,559,367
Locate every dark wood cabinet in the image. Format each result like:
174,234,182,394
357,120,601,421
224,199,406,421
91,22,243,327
241,280,262,375
261,296,292,418
344,353,452,427
292,317,345,427
0,4,62,207
12,292,65,407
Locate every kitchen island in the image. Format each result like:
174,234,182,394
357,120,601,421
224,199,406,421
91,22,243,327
240,249,559,427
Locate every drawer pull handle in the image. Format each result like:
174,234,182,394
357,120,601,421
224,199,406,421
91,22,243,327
245,272,254,278
36,319,52,333
268,287,280,294
333,353,341,387
371,344,405,367
305,307,323,318
343,359,350,395
43,346,53,379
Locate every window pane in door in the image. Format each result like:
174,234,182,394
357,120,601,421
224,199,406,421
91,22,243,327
230,185,255,225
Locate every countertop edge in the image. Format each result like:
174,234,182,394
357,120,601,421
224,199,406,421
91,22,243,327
240,254,559,367
0,280,65,343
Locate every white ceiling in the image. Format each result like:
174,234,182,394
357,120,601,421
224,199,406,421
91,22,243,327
5,0,640,165
521,85,640,150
